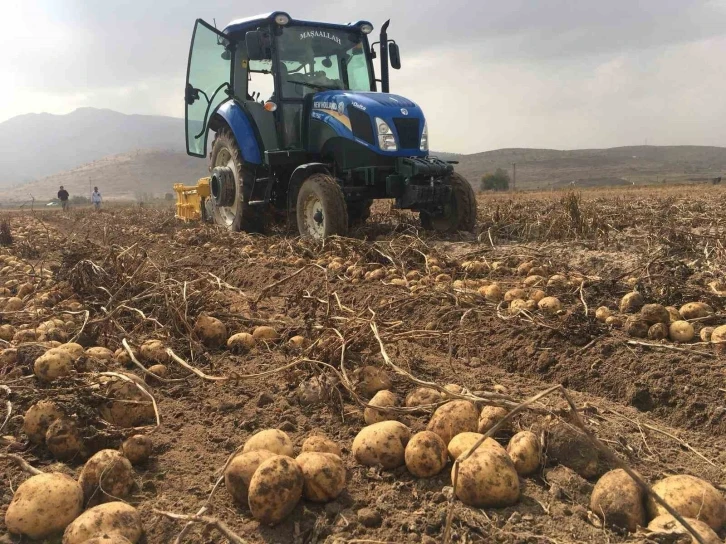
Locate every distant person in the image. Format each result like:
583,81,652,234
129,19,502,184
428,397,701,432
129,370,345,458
57,186,69,210
91,187,102,210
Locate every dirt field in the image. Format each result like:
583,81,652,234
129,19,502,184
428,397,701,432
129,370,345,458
1,185,725,544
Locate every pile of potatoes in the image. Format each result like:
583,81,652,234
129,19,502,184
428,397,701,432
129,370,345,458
598,295,726,349
4,448,144,542
590,469,725,542
352,390,542,510
223,428,346,525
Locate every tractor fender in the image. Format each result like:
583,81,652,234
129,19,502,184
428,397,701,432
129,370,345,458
287,163,331,213
209,100,263,165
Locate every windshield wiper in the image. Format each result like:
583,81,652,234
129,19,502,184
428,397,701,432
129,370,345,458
287,79,340,91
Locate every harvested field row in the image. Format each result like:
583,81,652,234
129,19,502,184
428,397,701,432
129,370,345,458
1,187,724,544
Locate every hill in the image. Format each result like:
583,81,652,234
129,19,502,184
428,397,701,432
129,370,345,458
0,149,208,203
0,108,183,187
452,146,726,188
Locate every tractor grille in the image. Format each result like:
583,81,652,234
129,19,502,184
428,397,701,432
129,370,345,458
393,118,420,150
348,107,375,145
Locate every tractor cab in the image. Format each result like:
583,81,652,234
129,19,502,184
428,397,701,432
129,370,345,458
184,12,476,238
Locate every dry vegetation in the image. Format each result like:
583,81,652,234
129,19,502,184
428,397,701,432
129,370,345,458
1,184,725,544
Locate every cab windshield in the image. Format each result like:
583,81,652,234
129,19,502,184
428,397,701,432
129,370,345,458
276,25,372,97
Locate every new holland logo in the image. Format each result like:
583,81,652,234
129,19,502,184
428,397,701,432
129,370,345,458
400,108,409,116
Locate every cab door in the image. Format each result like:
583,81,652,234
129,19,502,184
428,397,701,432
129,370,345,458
185,19,233,157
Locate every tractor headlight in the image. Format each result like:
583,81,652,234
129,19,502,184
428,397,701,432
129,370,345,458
274,13,290,25
375,117,397,151
420,120,428,152
360,23,374,34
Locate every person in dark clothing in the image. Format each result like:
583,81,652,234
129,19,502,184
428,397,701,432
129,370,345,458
57,186,69,210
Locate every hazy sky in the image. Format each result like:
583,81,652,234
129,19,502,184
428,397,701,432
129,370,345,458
3,0,726,153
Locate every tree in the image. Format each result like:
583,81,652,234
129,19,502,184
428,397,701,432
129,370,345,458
480,168,511,192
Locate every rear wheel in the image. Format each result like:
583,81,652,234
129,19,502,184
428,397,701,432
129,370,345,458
420,173,477,233
347,199,373,227
209,130,264,232
296,174,348,239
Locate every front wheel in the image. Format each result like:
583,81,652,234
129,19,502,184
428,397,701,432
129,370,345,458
420,173,477,233
296,174,348,239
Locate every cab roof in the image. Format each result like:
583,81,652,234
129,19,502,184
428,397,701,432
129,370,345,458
223,11,372,38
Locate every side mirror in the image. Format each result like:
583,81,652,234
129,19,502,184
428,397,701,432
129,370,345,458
389,42,401,69
245,31,270,60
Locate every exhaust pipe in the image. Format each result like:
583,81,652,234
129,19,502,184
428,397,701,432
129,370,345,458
380,20,390,93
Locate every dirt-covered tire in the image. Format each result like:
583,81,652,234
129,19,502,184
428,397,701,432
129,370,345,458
296,174,348,239
209,130,265,232
420,172,477,233
347,199,373,227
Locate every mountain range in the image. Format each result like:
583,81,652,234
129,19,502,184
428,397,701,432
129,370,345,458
0,108,724,202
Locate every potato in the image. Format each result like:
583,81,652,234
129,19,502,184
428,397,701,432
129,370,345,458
669,320,695,342
5,472,83,539
700,326,715,342
478,406,510,434
529,289,546,303
62,502,143,544
679,302,713,320
224,449,277,505
647,515,721,544
352,420,411,469
589,469,645,532
121,435,152,465
145,363,168,384
620,292,645,313
85,346,114,361
404,431,448,478
646,474,726,530
444,383,464,396
625,316,649,338
58,342,84,360
46,418,85,461
13,329,37,344
243,429,294,457
364,389,398,424
227,332,256,352
82,536,134,544
0,323,15,341
139,339,169,364
5,296,23,311
504,288,527,302
427,400,478,444
98,374,155,428
114,346,138,368
648,323,669,340
193,314,227,348
79,449,134,506
23,400,64,444
453,447,520,507
288,335,306,348
34,347,73,382
405,387,443,407
479,283,503,302
665,306,682,322
301,435,342,457
248,455,304,525
353,365,392,398
510,298,536,314
711,325,726,352
545,421,600,479
605,315,623,328
448,432,503,460
507,431,541,476
640,304,670,324
252,326,280,341
0,347,16,365
523,275,545,287
296,452,346,502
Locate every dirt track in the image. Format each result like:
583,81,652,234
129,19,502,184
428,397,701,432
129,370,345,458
1,187,725,543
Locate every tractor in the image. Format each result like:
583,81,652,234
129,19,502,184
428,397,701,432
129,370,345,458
183,12,477,238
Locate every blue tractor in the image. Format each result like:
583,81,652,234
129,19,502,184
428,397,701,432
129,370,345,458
185,12,477,239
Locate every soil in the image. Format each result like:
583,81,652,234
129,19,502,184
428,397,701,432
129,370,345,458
1,188,725,544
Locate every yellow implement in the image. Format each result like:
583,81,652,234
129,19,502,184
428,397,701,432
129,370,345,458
174,178,210,222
